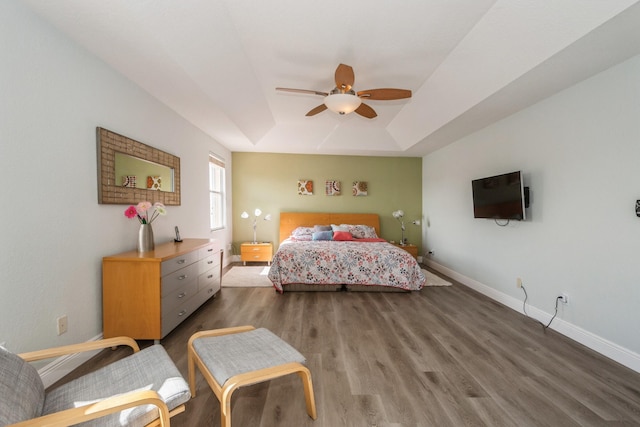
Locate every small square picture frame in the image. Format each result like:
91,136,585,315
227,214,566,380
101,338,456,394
298,180,313,195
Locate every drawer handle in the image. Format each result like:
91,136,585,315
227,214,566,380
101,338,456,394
207,248,213,252
177,259,186,264
207,260,213,264
177,292,186,298
252,248,260,251
178,275,187,280
207,274,213,279
208,288,213,293
178,310,187,317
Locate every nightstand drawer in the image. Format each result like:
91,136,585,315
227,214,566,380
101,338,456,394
392,243,418,259
241,246,271,256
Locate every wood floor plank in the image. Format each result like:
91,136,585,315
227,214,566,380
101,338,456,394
49,266,640,426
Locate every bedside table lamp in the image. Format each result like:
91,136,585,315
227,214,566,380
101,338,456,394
392,210,420,246
392,210,406,245
241,209,271,244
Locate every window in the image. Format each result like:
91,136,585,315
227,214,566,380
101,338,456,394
209,154,226,230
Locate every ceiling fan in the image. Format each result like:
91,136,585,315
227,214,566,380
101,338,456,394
276,64,411,119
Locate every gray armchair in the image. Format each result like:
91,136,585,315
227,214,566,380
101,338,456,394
0,337,190,426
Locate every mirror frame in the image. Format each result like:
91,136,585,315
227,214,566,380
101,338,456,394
97,127,181,205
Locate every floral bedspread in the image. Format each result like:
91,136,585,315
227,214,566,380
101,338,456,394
268,240,425,293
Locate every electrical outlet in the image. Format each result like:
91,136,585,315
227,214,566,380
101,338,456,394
227,243,233,251
559,293,569,304
56,315,68,335
516,277,523,288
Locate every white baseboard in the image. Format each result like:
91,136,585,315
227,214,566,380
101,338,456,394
38,333,103,388
425,260,640,374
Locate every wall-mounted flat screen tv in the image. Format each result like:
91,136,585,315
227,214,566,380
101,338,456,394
472,171,526,220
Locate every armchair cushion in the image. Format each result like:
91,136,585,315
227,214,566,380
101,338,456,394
0,346,45,425
43,345,190,426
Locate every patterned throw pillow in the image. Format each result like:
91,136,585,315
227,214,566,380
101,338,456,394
360,225,378,239
341,224,364,239
291,227,313,240
340,224,378,239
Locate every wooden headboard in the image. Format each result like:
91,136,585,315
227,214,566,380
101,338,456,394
279,212,380,243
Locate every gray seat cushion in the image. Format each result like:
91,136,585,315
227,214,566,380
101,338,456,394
43,345,190,427
0,345,45,425
192,328,306,385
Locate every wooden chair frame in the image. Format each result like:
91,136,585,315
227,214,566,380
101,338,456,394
10,337,186,427
187,326,317,427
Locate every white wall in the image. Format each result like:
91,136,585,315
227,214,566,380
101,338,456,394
423,53,640,372
0,2,232,358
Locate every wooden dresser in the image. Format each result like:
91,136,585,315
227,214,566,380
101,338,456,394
102,239,222,341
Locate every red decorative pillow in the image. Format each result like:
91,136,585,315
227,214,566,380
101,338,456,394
332,231,353,241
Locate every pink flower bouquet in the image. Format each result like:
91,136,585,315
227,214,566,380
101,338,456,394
124,201,167,224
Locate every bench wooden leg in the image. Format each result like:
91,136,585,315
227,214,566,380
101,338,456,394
296,366,317,420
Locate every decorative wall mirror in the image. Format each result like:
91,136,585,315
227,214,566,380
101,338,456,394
97,127,181,205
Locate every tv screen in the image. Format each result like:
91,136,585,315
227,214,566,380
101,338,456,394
472,171,526,220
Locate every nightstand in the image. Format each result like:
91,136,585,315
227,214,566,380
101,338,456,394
392,243,418,260
241,242,273,265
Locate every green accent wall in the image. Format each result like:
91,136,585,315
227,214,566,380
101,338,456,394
232,152,422,253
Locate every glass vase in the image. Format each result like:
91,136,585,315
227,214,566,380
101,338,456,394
137,223,155,252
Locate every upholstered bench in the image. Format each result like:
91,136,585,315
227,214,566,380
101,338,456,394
187,326,317,427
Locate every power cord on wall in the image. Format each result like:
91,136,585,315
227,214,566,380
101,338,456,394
520,283,562,331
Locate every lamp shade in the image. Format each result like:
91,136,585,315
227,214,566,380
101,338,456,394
324,93,362,115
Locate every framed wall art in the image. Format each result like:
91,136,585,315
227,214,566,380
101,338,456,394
325,180,341,196
352,181,368,196
298,180,313,195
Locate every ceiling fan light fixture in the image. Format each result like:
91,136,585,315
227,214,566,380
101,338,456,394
324,93,362,115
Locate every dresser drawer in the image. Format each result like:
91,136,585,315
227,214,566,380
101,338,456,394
161,251,199,276
161,262,199,297
199,243,219,260
161,294,202,338
198,254,219,275
162,279,198,315
198,268,220,293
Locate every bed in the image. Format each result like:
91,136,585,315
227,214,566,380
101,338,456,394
268,212,425,293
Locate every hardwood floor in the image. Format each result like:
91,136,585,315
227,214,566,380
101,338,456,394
51,268,640,426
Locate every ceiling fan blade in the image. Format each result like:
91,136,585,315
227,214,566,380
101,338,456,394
306,104,328,116
357,88,412,100
335,64,355,92
276,87,328,97
354,103,377,119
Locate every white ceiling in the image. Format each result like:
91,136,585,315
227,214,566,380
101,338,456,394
23,0,640,157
